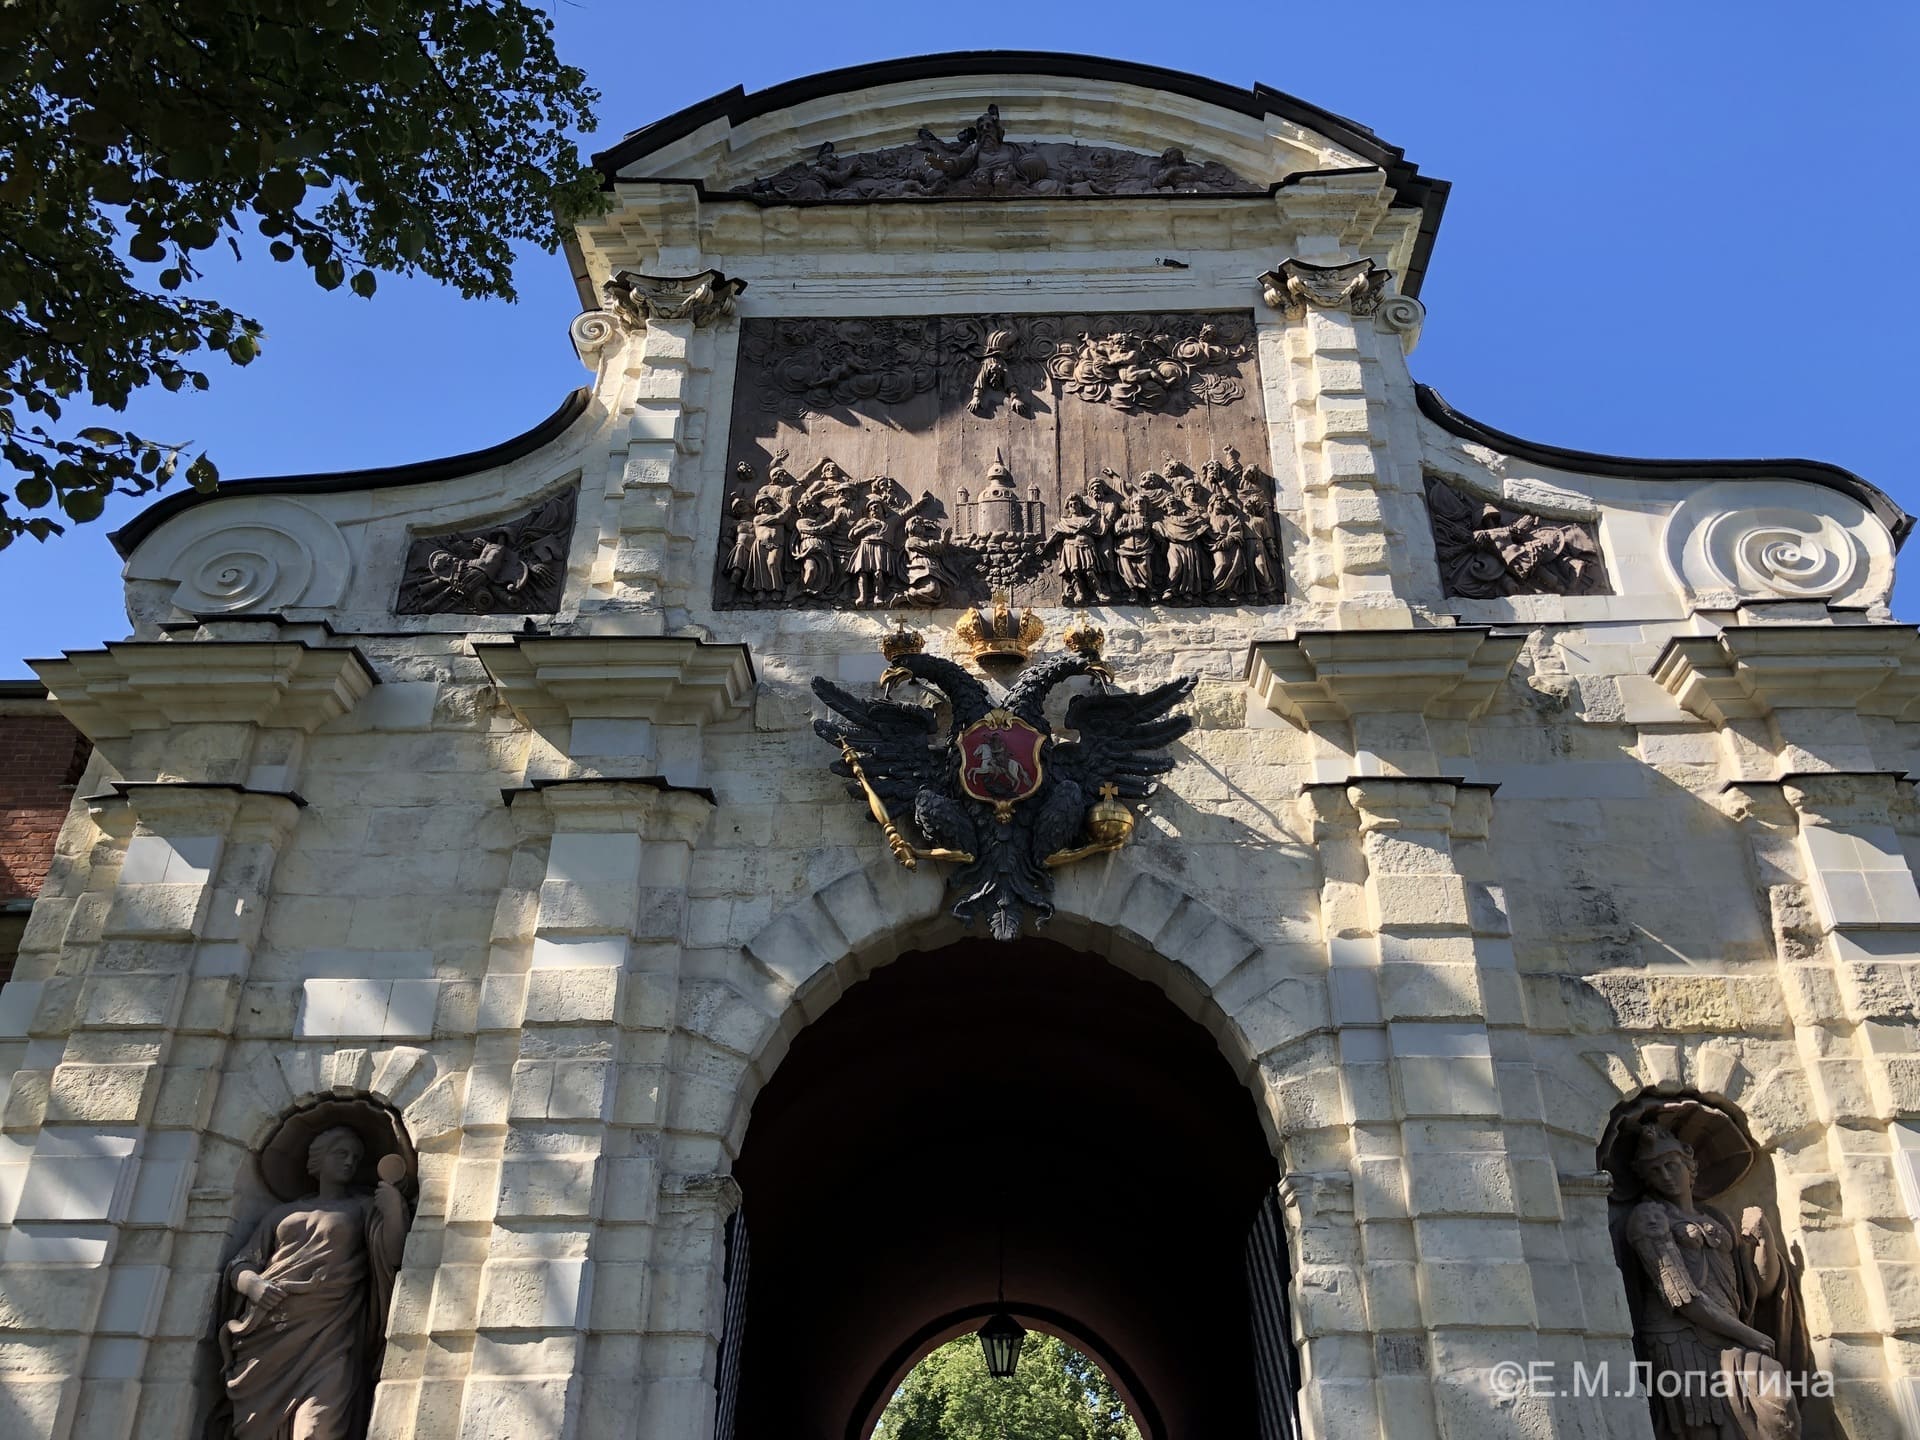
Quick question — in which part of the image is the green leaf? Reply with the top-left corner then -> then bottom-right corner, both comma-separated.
315,257 -> 345,290
61,490 -> 104,521
15,476 -> 52,508
349,270 -> 376,298
129,233 -> 166,263
259,167 -> 307,211
186,454 -> 219,490
76,426 -> 122,444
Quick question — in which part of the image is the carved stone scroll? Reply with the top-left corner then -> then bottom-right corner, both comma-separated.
743,104 -> 1251,203
1424,473 -> 1610,599
396,486 -> 577,615
1258,257 -> 1393,318
603,268 -> 746,329
717,311 -> 1280,610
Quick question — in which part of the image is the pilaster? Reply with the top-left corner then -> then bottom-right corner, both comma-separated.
393,635 -> 750,1440
4,641 -> 370,1439
1255,256 -> 1431,623
1661,620 -> 1920,1427
582,270 -> 741,616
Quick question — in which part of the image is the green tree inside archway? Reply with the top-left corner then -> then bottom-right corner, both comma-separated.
875,1333 -> 1142,1440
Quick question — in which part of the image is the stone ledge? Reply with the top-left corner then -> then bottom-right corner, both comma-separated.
1246,627 -> 1524,727
1651,624 -> 1920,725
31,641 -> 377,739
473,635 -> 754,727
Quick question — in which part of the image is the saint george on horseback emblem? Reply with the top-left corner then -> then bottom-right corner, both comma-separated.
958,711 -> 1045,814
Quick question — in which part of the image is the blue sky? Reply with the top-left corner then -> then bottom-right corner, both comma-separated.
4,0 -> 1916,674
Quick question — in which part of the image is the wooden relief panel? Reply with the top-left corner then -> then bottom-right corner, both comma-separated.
716,311 -> 1281,609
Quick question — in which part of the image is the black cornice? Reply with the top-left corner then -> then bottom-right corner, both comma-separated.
1416,384 -> 1911,546
593,51 -> 1450,298
109,387 -> 596,557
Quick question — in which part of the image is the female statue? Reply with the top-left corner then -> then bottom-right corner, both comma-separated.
1607,1100 -> 1808,1440
221,1113 -> 412,1440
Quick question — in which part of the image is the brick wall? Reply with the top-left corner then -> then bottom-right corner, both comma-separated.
0,692 -> 89,984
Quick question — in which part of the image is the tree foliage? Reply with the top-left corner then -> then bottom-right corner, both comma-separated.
0,0 -> 603,545
875,1333 -> 1142,1440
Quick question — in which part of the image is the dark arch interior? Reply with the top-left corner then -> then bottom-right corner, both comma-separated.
731,939 -> 1280,1440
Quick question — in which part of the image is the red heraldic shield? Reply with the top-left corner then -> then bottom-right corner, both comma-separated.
957,715 -> 1046,806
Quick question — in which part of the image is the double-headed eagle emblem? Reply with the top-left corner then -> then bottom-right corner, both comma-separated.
811,624 -> 1194,940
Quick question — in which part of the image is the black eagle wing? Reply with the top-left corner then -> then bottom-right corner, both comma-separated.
1048,675 -> 1198,801
811,677 -> 948,816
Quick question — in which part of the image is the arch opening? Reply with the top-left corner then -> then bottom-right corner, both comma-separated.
874,1327 -> 1145,1440
729,938 -> 1281,1440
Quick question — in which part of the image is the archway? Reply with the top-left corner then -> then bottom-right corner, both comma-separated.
729,937 -> 1282,1440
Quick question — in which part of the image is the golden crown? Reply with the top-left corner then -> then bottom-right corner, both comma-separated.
880,621 -> 925,664
954,592 -> 1045,666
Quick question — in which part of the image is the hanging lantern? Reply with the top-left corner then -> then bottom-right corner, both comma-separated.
977,1311 -> 1027,1379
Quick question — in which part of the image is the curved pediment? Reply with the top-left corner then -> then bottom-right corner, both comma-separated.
594,52 -> 1447,288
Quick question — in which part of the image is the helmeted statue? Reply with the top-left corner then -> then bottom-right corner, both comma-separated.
1602,1096 -> 1810,1440
220,1100 -> 414,1440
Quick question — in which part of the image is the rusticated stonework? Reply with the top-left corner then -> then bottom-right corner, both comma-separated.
744,104 -> 1250,203
717,312 -> 1279,609
1424,473 -> 1610,599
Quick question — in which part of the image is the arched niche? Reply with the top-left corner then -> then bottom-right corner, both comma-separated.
196,1090 -> 417,1440
727,938 -> 1286,1440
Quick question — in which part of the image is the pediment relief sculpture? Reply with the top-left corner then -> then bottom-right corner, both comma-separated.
744,103 -> 1250,203
220,1096 -> 415,1440
719,311 -> 1278,611
722,449 -> 1282,611
396,486 -> 577,615
740,312 -> 1254,425
1424,472 -> 1610,599
1601,1094 -> 1811,1440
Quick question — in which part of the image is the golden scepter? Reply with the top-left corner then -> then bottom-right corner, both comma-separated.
837,739 -> 975,871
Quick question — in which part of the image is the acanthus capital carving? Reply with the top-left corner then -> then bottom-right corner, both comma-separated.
602,268 -> 747,329
1258,257 -> 1393,318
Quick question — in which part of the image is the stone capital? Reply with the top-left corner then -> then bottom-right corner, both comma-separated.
474,635 -> 755,729
503,777 -> 714,845
113,780 -> 302,842
602,268 -> 745,330
1247,628 -> 1523,728
32,641 -> 376,739
1257,256 -> 1392,319
1651,624 -> 1920,725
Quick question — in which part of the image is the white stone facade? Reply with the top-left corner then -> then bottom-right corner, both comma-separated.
4,56 -> 1920,1440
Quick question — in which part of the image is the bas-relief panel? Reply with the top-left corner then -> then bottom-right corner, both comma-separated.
715,311 -> 1283,609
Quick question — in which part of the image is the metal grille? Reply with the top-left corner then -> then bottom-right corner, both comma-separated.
713,1208 -> 749,1440
1245,1185 -> 1303,1440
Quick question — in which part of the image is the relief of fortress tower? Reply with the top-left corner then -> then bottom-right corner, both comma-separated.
4,50 -> 1920,1440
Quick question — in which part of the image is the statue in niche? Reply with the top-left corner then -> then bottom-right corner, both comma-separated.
1601,1094 -> 1811,1440
395,487 -> 575,615
1425,473 -> 1610,599
220,1098 -> 414,1440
